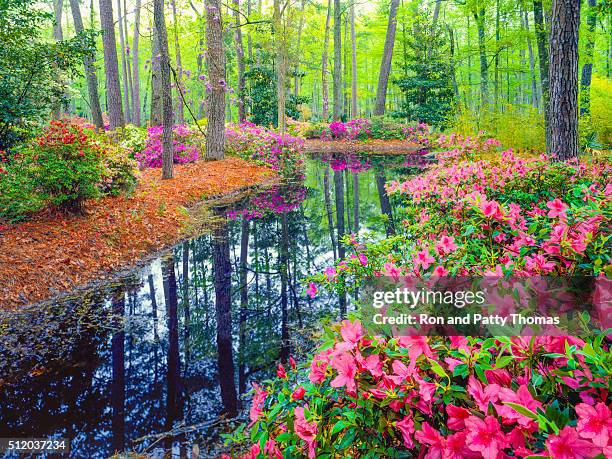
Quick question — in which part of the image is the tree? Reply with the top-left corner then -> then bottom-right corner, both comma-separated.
99,0 -> 125,129
332,0 -> 342,120
153,0 -> 174,178
150,24 -> 163,125
548,0 -> 581,160
373,0 -> 400,116
131,0 -> 142,125
471,1 -> 488,107
233,0 -> 246,121
205,0 -> 226,160
580,0 -> 598,115
349,0 -> 357,117
0,0 -> 94,150
171,0 -> 185,124
116,0 -> 131,123
69,0 -> 104,129
534,0 -> 551,148
321,0 -> 332,120
395,12 -> 454,126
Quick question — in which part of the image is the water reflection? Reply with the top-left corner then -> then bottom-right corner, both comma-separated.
0,152 -> 424,457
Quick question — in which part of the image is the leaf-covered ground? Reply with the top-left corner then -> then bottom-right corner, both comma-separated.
0,157 -> 274,309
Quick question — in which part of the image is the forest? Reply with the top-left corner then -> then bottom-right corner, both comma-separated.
0,0 -> 611,457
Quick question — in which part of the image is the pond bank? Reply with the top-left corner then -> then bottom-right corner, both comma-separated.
303,138 -> 423,154
0,157 -> 275,309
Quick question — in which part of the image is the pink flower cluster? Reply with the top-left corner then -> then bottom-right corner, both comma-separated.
320,118 -> 371,141
239,319 -> 611,458
436,131 -> 502,163
226,185 -> 307,220
134,125 -> 199,168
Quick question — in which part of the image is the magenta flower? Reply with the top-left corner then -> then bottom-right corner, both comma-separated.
294,405 -> 318,459
306,282 -> 317,299
395,415 -> 415,448
546,198 -> 569,219
546,426 -> 601,459
340,319 -> 364,345
329,353 -> 357,393
308,353 -> 329,384
575,402 -> 612,448
465,415 -> 505,459
248,383 -> 267,426
413,250 -> 435,271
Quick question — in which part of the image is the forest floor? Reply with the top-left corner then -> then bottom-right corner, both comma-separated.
303,138 -> 423,154
0,157 -> 275,310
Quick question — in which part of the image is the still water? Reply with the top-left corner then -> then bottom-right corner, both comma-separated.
0,153 -> 427,458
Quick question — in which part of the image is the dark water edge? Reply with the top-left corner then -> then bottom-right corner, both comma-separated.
0,153 -> 425,458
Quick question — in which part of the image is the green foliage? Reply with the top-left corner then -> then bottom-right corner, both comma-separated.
0,0 -> 97,150
244,65 -> 278,127
0,154 -> 44,222
24,121 -> 104,212
367,117 -> 406,140
99,143 -> 139,196
589,76 -> 612,147
118,124 -> 149,155
394,11 -> 455,127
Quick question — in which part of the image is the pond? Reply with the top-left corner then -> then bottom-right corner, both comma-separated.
0,152 -> 428,458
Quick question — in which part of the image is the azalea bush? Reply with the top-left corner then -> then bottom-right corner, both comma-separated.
226,122 -> 305,179
308,151 -> 610,298
227,184 -> 307,220
13,120 -> 105,213
98,142 -> 139,196
134,124 -> 201,168
227,319 -> 611,459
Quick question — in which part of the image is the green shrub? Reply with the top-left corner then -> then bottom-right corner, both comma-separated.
99,143 -> 139,196
118,124 -> 148,155
0,153 -> 43,222
22,120 -> 104,214
367,117 -> 406,140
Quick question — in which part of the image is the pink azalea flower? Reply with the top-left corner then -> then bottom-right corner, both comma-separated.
396,415 -> 415,448
249,383 -> 267,426
263,439 -> 283,459
340,319 -> 364,345
546,426 -> 601,459
575,402 -> 612,447
436,235 -> 458,255
414,422 -> 443,458
432,265 -> 449,276
383,262 -> 402,281
308,353 -> 329,384
480,200 -> 503,219
414,250 -> 436,270
465,415 -> 505,459
276,363 -> 287,379
547,198 -> 569,219
467,376 -> 500,412
294,406 -> 318,459
330,353 -> 357,393
358,253 -> 368,266
306,282 -> 317,299
363,354 -> 383,377
324,266 -> 337,281
446,404 -> 470,430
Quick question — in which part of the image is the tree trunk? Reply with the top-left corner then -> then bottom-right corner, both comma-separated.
116,0 -> 131,123
352,172 -> 359,232
332,0 -> 342,120
294,0 -> 306,99
182,242 -> 190,370
52,0 -> 64,119
205,0 -> 226,160
153,0 -> 174,179
99,0 -> 125,128
274,0 -> 287,131
334,169 -> 346,316
448,25 -> 460,102
323,166 -> 337,259
494,0 -> 500,108
549,0 -> 581,160
132,0 -> 142,125
212,214 -> 239,416
321,0 -> 332,120
350,1 -> 357,117
233,0 -> 246,121
534,0 -> 551,149
111,290 -> 125,454
376,172 -> 395,236
373,0 -> 400,116
279,213 -> 290,361
238,219 -> 249,395
524,10 -> 539,108
580,0 -> 597,116
172,0 -> 185,124
151,24 -> 163,125
473,5 -> 489,107
69,0 -> 104,129
162,255 -> 182,430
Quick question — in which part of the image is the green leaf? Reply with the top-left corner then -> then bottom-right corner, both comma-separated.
331,420 -> 349,436
335,428 -> 357,450
503,402 -> 538,420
